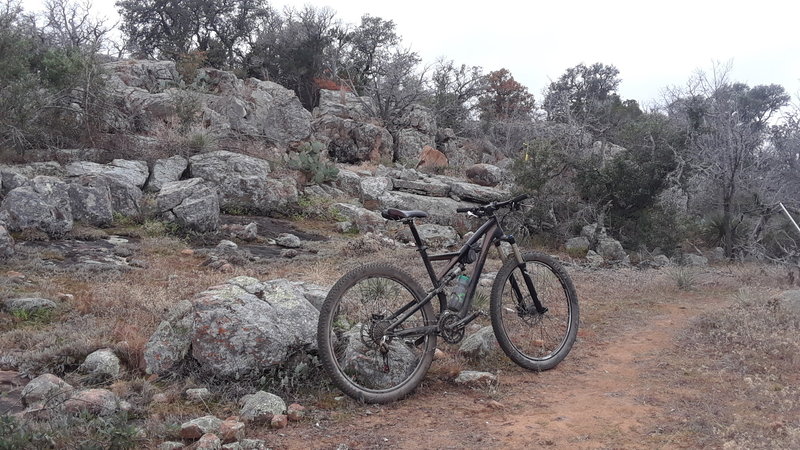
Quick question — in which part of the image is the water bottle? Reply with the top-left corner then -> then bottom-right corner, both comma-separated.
448,274 -> 470,311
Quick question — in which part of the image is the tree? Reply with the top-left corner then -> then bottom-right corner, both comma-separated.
335,14 -> 399,92
427,59 -> 486,133
544,63 -> 640,141
358,48 -> 427,127
246,5 -> 339,109
668,64 -> 790,257
477,68 -> 534,121
117,0 -> 269,68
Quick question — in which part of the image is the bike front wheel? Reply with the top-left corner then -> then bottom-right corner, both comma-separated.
317,263 -> 436,403
490,252 -> 579,371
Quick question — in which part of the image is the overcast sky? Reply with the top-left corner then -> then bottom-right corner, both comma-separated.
27,0 -> 800,106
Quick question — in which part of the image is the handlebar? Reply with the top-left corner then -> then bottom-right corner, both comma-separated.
456,194 -> 529,216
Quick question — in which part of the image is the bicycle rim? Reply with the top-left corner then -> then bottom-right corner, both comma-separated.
493,256 -> 577,368
321,269 -> 434,400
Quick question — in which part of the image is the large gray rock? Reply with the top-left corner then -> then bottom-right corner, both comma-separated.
392,177 -> 450,197
335,169 -> 363,198
339,325 -> 419,390
68,175 -> 114,227
0,176 -> 73,238
146,155 -> 188,192
157,178 -> 220,232
394,128 -> 435,163
0,169 -> 30,195
314,89 -> 374,120
596,237 -> 628,263
0,224 -> 13,259
565,236 -> 590,254
144,300 -> 194,375
313,115 -> 394,163
360,177 -> 393,208
329,203 -> 385,233
447,180 -> 509,203
465,164 -> 504,187
458,326 -> 496,359
66,160 -> 149,189
288,281 -> 329,311
189,151 -> 296,213
144,277 -> 320,379
198,68 -> 311,144
103,60 -> 181,93
397,223 -> 459,248
379,191 -> 480,227
240,391 -> 286,423
21,374 -> 74,408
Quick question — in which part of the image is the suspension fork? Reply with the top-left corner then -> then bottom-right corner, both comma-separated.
498,235 -> 548,315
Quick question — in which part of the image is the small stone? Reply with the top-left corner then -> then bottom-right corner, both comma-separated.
158,442 -> 185,450
276,233 -> 301,248
241,222 -> 258,241
196,433 -> 222,449
454,370 -> 497,387
270,414 -> 288,429
281,249 -> 299,259
3,297 -> 57,313
237,439 -> 268,450
216,240 -> 238,250
186,388 -> 212,403
287,403 -> 305,421
219,418 -> 246,443
181,249 -> 195,256
433,348 -> 447,361
219,263 -> 235,273
240,391 -> 286,424
180,415 -> 223,440
79,348 -> 121,379
129,259 -> 149,268
152,393 -> 169,403
57,293 -> 74,302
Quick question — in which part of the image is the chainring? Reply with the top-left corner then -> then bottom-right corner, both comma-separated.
438,311 -> 465,344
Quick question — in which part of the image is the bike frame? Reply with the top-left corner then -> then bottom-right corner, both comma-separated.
385,211 -> 546,341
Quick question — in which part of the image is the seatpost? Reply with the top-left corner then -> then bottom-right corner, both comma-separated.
406,219 -> 439,288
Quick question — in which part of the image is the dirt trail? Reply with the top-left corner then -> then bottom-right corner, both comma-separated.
270,294 -> 726,449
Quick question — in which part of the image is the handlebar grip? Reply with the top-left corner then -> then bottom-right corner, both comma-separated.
456,207 -> 473,213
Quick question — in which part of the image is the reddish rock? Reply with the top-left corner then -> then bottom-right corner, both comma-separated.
416,145 -> 448,170
286,403 -> 305,422
63,388 -> 125,416
219,418 -> 246,443
270,414 -> 288,429
196,433 -> 222,449
181,249 -> 195,256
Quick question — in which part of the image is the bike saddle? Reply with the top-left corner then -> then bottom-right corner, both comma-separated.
381,208 -> 429,221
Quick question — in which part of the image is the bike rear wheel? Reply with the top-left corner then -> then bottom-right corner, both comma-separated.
317,263 -> 436,403
490,252 -> 579,370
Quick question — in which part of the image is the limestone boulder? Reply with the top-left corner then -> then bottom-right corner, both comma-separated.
157,178 -> 220,232
189,151 -> 296,213
0,176 -> 73,238
67,175 -> 114,227
144,277 -> 320,379
66,160 -> 149,189
379,191 -> 480,227
313,115 -> 393,163
146,155 -> 188,192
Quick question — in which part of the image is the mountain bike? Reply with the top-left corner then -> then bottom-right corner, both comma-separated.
316,194 -> 579,403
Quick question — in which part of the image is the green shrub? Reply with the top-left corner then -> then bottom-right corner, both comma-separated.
288,141 -> 339,185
